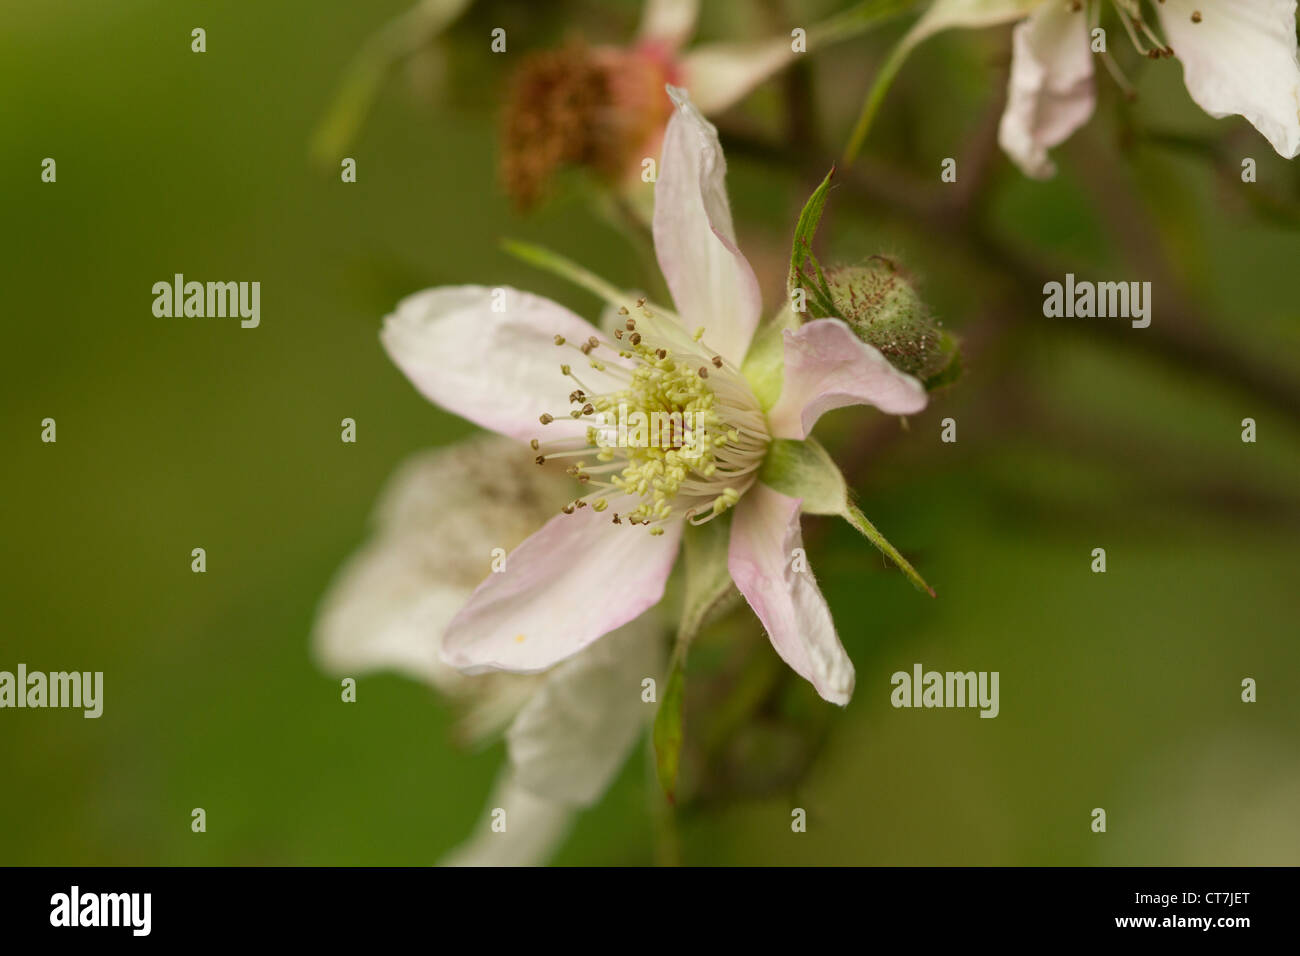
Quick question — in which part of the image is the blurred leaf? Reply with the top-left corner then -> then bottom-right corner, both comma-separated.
310,0 -> 474,165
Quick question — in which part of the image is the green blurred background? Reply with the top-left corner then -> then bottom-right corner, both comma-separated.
3,0 -> 1298,865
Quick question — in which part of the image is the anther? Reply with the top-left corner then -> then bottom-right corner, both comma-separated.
539,413 -> 554,425
530,438 -> 540,450
553,334 -> 566,346
630,332 -> 641,345
625,318 -> 636,331
562,503 -> 575,514
1190,11 -> 1201,23
535,455 -> 546,465
698,366 -> 709,378
711,355 -> 723,368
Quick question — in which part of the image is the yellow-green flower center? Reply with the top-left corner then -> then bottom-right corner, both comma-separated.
532,301 -> 770,532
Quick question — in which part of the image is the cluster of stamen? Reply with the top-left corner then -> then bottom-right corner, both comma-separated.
1066,0 -> 1200,101
531,300 -> 770,533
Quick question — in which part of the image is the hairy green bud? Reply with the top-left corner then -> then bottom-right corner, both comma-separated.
822,256 -> 954,381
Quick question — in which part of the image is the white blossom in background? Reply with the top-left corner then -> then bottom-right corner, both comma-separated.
313,434 -> 663,865
847,0 -> 1300,177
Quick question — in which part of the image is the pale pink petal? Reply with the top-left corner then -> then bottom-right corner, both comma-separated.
997,0 -> 1095,179
728,483 -> 854,705
653,86 -> 763,365
1159,0 -> 1300,158
441,501 -> 683,673
638,0 -> 699,52
766,318 -> 927,440
507,615 -> 663,805
380,285 -> 620,443
678,35 -> 798,114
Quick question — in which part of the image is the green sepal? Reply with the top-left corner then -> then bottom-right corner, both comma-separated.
923,332 -> 963,392
759,438 -> 936,596
740,306 -> 797,411
786,169 -> 839,320
758,437 -> 847,516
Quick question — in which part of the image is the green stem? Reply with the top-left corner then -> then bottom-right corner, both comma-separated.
841,37 -> 914,165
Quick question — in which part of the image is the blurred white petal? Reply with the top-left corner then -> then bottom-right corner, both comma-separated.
638,0 -> 699,51
507,614 -> 665,805
997,0 -> 1095,178
312,435 -> 568,697
678,35 -> 798,114
439,772 -> 575,866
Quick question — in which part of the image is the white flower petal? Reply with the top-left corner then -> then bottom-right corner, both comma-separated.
441,502 -> 683,673
638,0 -> 699,51
313,534 -> 472,691
678,35 -> 798,114
653,86 -> 763,365
766,318 -> 927,440
439,772 -> 575,867
1159,0 -> 1300,158
506,615 -> 663,806
311,437 -> 571,692
380,285 -> 621,443
728,483 -> 854,705
997,0 -> 1095,179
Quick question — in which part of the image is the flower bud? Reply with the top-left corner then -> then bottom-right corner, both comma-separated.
821,256 -> 954,381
